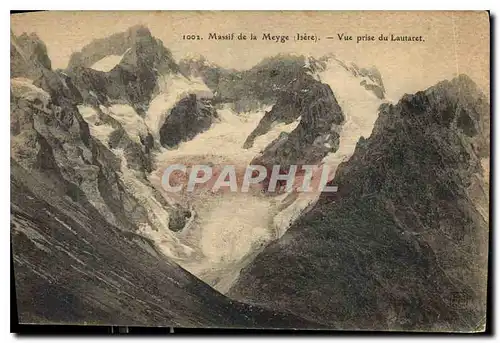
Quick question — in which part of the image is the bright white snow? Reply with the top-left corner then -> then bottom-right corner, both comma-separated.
90,52 -> 126,72
102,104 -> 149,144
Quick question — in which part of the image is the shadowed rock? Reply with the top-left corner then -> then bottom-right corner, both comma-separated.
159,94 -> 218,148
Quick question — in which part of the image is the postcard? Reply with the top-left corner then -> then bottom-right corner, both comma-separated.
10,10 -> 490,332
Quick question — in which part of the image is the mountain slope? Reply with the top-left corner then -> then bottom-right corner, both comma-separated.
149,54 -> 386,292
180,54 -> 308,112
10,31 -> 52,80
228,75 -> 490,331
11,160 -> 319,328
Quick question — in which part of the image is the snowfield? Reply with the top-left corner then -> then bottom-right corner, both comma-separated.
78,58 -> 391,293
90,51 -> 128,72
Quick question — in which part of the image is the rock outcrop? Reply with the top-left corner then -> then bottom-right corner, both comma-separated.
159,94 -> 218,148
249,73 -> 345,171
180,54 -> 307,112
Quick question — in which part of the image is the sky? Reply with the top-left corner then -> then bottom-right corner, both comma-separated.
11,11 -> 490,100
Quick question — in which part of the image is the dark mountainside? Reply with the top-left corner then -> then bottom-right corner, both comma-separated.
10,30 -> 321,328
159,94 -> 218,148
10,31 -> 52,80
248,72 -> 345,170
229,75 -> 490,332
180,53 -> 347,170
66,26 -> 220,150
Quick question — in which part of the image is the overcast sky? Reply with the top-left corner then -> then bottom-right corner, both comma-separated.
11,11 -> 489,100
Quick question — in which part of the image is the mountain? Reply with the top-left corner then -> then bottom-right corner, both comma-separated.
11,26 -> 393,297
11,159 -> 318,328
65,25 -> 218,153
180,54 -> 308,112
247,72 -> 345,170
168,52 -> 387,292
67,25 -> 179,114
11,31 -> 52,80
228,75 -> 490,331
10,29 -> 322,328
159,94 -> 219,148
11,24 -> 489,331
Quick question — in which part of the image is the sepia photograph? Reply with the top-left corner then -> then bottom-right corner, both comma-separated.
10,10 -> 491,333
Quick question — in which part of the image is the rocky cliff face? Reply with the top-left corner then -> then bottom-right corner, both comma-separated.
178,55 -> 234,96
228,75 -> 490,331
159,94 -> 218,148
11,31 -> 52,79
245,73 -> 345,172
67,25 -> 179,115
11,71 -> 152,234
11,23 -> 489,331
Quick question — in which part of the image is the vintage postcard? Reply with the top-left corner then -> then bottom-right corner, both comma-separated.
10,11 -> 490,332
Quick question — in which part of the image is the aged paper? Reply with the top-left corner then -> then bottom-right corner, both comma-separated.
11,11 -> 490,332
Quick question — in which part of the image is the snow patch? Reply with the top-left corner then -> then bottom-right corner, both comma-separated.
101,104 -> 149,144
53,215 -> 78,236
272,58 -> 389,237
77,105 -> 114,145
90,50 -> 129,72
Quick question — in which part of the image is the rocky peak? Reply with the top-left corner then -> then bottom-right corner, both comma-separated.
249,73 -> 345,170
65,26 -> 179,114
11,31 -> 52,79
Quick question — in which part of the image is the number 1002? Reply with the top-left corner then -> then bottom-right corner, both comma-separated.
182,34 -> 202,40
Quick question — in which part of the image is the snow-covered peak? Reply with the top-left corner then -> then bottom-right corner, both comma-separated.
180,53 -> 218,69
